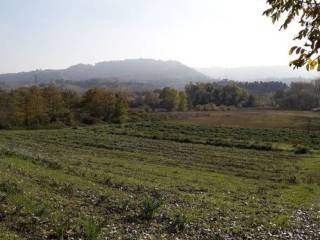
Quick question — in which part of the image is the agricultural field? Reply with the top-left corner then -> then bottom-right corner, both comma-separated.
154,110 -> 320,130
0,111 -> 319,239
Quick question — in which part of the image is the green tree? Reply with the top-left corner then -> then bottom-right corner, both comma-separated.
81,88 -> 116,122
9,88 -> 29,126
0,90 -> 13,128
178,91 -> 188,111
144,91 -> 160,111
42,85 -> 66,122
264,0 -> 320,70
244,95 -> 258,108
113,93 -> 128,123
62,89 -> 80,110
160,87 -> 179,111
273,82 -> 318,110
220,84 -> 249,107
313,79 -> 320,106
24,86 -> 48,126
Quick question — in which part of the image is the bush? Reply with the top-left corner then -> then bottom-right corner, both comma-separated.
32,157 -> 63,170
81,115 -> 100,125
140,196 -> 162,221
295,146 -> 309,154
287,175 -> 298,184
212,233 -> 224,240
81,220 -> 101,240
0,181 -> 20,194
169,213 -> 188,233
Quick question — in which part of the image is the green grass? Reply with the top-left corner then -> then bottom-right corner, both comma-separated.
0,120 -> 319,239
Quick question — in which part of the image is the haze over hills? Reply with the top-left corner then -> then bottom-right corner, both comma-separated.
0,59 -> 209,89
1,59 -> 319,91
198,66 -> 320,83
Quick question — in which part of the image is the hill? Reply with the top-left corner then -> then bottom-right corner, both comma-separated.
0,59 -> 209,89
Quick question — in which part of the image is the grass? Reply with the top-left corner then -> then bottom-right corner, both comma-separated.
162,109 -> 320,130
0,111 -> 319,239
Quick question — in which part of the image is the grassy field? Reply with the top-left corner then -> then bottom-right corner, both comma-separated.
151,110 -> 320,130
0,110 -> 319,239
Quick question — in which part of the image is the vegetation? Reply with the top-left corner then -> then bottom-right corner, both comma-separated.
274,81 -> 320,110
185,82 -> 256,108
161,110 -> 320,130
0,85 -> 128,128
0,112 -> 319,239
237,81 -> 288,95
0,79 -> 320,131
264,0 -> 320,70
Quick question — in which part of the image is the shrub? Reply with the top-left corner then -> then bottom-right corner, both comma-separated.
0,192 -> 6,202
288,175 -> 298,185
32,157 -> 63,170
0,181 -> 20,194
169,213 -> 188,233
81,220 -> 101,240
140,196 -> 162,221
51,213 -> 70,240
212,233 -> 224,240
81,115 -> 99,125
295,146 -> 309,154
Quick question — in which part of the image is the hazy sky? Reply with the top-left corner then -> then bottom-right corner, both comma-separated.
0,0 -> 299,73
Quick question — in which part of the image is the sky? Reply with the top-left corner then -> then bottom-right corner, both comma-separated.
0,0 -> 300,73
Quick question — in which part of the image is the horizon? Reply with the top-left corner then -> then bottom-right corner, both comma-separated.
0,0 -> 308,74
0,57 -> 318,75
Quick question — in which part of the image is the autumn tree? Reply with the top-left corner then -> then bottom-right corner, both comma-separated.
160,87 -> 179,111
42,85 -> 66,122
81,88 -> 127,123
113,93 -> 128,123
9,88 -> 29,126
144,91 -> 160,111
0,90 -> 14,128
264,0 -> 320,70
62,89 -> 81,110
24,86 -> 48,126
178,91 -> 188,111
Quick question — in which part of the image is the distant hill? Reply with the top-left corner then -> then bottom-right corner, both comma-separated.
0,59 -> 209,89
197,66 -> 320,83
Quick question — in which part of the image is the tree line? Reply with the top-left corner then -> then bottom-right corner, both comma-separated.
0,80 -> 319,128
273,80 -> 320,110
0,86 -> 128,129
131,82 -> 257,111
132,80 -> 320,111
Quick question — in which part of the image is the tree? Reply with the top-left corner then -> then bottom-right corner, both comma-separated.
244,95 -> 258,108
273,82 -> 318,110
264,0 -> 320,70
178,91 -> 188,111
160,87 -> 179,111
220,84 -> 249,107
185,82 -> 253,108
313,79 -> 320,106
62,89 -> 80,110
144,91 -> 160,111
24,86 -> 48,126
81,88 -> 114,119
113,93 -> 128,123
42,85 -> 66,122
0,90 -> 14,128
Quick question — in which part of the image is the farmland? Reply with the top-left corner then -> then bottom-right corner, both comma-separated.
0,110 -> 319,239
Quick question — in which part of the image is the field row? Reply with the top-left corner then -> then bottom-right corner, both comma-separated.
0,122 -> 319,239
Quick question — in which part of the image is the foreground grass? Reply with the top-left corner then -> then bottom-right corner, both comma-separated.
0,121 -> 319,239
